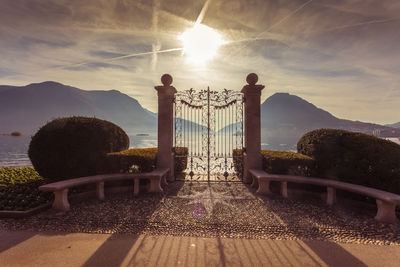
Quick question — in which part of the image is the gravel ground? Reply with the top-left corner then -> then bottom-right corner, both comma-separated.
1,181 -> 399,245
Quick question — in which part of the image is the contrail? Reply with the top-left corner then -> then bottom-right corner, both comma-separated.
310,18 -> 400,34
220,0 -> 313,61
195,0 -> 212,26
58,0 -> 212,71
255,0 -> 314,39
56,48 -> 183,70
151,0 -> 161,70
223,36 -> 291,47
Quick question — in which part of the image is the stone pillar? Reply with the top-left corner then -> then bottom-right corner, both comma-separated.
155,74 -> 177,181
241,73 -> 265,183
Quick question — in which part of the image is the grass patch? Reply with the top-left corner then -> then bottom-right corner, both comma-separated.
0,167 -> 52,211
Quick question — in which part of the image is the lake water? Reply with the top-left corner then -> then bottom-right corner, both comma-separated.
0,134 -> 294,167
385,137 -> 400,145
0,134 -> 158,167
0,135 -> 32,166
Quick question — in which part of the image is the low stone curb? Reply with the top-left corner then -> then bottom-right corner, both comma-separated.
0,203 -> 51,219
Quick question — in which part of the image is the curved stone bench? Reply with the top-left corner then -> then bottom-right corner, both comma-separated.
249,169 -> 400,223
39,168 -> 169,212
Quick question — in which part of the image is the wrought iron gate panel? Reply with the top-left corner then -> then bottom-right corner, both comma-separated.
174,87 -> 244,182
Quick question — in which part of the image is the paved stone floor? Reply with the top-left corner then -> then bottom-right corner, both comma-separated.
1,181 -> 399,245
2,231 -> 400,267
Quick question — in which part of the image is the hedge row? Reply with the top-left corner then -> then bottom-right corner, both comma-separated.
107,148 -> 158,173
106,147 -> 188,174
233,149 -> 314,176
297,129 -> 400,194
261,150 -> 315,176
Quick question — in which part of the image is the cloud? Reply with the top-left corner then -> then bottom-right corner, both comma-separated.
0,0 -> 399,124
19,36 -> 75,49
0,68 -> 18,78
64,62 -> 130,71
89,50 -> 127,58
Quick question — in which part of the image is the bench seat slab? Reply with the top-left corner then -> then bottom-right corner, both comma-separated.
53,189 -> 70,211
41,168 -> 170,212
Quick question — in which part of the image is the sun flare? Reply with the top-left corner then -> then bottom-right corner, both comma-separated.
179,24 -> 224,65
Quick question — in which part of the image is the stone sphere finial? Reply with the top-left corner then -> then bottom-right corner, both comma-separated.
246,73 -> 258,85
161,74 -> 173,86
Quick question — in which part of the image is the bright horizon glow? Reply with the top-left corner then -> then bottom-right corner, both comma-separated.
179,24 -> 224,65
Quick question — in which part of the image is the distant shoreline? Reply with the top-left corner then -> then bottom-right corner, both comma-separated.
0,132 -> 23,137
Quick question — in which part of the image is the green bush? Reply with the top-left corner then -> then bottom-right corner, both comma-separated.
232,149 -> 314,176
233,149 -> 244,175
11,131 -> 22,136
297,129 -> 400,194
107,148 -> 158,173
106,147 -> 188,175
0,167 -> 52,211
173,147 -> 189,174
28,116 -> 129,182
261,150 -> 315,176
0,167 -> 42,186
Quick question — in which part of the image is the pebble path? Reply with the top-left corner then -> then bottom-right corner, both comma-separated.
1,181 -> 399,245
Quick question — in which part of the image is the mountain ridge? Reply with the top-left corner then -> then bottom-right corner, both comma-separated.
260,92 -> 400,149
386,122 -> 400,128
0,81 -> 156,135
1,82 -> 398,150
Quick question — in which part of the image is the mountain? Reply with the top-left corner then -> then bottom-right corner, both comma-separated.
1,82 -> 398,151
386,122 -> 400,128
0,85 -> 17,93
144,108 -> 157,118
0,81 -> 157,135
260,93 -> 400,149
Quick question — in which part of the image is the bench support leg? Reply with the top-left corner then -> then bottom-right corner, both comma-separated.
256,179 -> 271,195
375,200 -> 398,223
148,177 -> 163,193
251,175 -> 259,188
281,182 -> 288,198
326,187 -> 336,205
134,179 -> 139,196
96,182 -> 104,201
53,189 -> 70,211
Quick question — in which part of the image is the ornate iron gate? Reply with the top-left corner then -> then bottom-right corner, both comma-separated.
174,87 -> 244,182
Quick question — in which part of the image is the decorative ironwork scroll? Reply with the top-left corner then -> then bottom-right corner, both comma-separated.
173,87 -> 244,182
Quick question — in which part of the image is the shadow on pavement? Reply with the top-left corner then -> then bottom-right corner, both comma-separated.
83,234 -> 141,267
252,183 -> 370,266
0,230 -> 37,253
82,180 -> 185,267
303,240 -> 367,267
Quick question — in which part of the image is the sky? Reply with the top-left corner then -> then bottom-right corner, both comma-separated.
0,0 -> 399,124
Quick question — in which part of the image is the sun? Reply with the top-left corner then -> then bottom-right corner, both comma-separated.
179,24 -> 224,65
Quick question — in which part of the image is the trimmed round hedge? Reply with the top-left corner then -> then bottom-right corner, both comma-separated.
297,128 -> 400,194
28,116 -> 129,182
